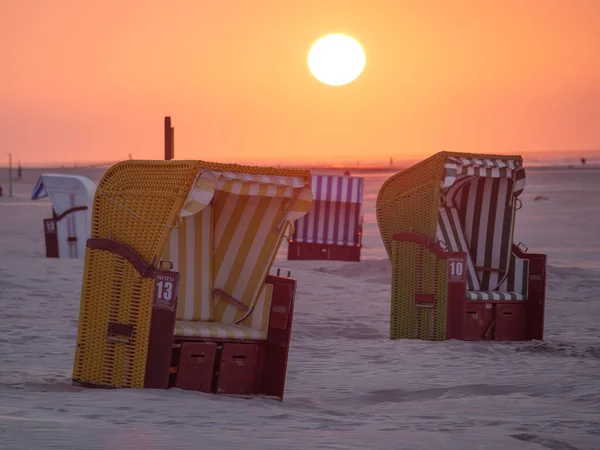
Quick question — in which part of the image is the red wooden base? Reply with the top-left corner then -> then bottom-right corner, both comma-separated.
391,232 -> 546,343
287,241 -> 360,262
160,273 -> 296,399
461,302 -> 530,341
43,218 -> 59,258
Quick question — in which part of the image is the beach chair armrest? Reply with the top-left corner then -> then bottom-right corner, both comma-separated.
213,289 -> 249,312
392,232 -> 463,260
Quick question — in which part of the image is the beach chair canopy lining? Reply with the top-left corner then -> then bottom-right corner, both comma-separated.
180,170 -> 312,219
436,156 -> 528,293
441,157 -> 526,195
164,168 -> 312,331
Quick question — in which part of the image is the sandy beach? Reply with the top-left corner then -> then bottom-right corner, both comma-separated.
0,166 -> 599,449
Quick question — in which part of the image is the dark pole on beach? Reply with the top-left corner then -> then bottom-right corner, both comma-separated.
8,153 -> 13,197
164,117 -> 174,160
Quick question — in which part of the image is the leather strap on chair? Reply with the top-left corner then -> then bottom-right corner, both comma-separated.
54,206 -> 89,221
86,238 -> 156,278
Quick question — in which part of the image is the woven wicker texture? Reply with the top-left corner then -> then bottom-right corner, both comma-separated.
391,241 -> 448,340
73,160 -> 201,388
379,152 -> 522,340
73,160 -> 310,388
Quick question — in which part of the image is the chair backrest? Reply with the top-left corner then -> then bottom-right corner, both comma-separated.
436,157 -> 526,291
292,174 -> 364,247
163,167 -> 313,324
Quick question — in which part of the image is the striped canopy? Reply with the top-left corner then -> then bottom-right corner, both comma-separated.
310,174 -> 363,203
180,170 -> 312,220
164,167 -> 312,327
437,156 -> 528,293
442,157 -> 526,198
292,174 -> 364,246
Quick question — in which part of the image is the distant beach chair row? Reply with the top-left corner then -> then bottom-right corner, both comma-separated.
33,151 -> 546,400
32,172 -> 365,263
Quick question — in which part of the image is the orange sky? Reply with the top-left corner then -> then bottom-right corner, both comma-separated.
1,0 -> 599,166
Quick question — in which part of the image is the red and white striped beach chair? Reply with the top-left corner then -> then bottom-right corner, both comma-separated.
377,152 -> 547,341
288,173 -> 364,262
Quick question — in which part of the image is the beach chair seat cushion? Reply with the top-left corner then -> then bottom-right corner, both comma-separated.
174,321 -> 267,340
466,291 -> 525,301
175,282 -> 273,341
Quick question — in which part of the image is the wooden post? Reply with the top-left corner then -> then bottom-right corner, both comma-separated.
8,153 -> 13,197
164,117 -> 174,160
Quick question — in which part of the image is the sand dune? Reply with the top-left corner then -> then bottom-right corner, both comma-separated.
1,169 -> 599,449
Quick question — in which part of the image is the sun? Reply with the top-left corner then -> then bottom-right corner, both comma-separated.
308,34 -> 366,86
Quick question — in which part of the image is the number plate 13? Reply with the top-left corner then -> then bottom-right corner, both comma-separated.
153,270 -> 180,311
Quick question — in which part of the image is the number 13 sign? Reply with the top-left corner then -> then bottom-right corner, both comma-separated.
153,269 -> 180,311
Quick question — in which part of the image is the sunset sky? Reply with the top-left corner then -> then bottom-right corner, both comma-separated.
1,0 -> 599,166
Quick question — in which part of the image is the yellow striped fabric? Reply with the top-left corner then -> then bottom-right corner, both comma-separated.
163,169 -> 311,328
162,205 -> 214,321
239,283 -> 273,332
174,284 -> 273,340
174,322 -> 266,340
180,170 -> 312,220
211,186 -> 286,324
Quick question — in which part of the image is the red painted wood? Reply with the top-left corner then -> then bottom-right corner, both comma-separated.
287,241 -> 361,262
144,308 -> 177,389
43,218 -> 59,258
394,233 -> 546,342
462,303 -> 495,341
176,342 -> 218,392
144,269 -> 179,389
495,303 -> 528,341
259,275 -> 296,400
217,343 -> 259,395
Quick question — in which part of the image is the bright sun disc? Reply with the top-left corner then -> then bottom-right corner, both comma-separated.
308,34 -> 365,86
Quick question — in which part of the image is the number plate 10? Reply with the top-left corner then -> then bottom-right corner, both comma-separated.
153,270 -> 180,311
448,256 -> 467,283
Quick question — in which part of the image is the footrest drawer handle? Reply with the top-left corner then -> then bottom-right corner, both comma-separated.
415,294 -> 435,308
106,322 -> 134,344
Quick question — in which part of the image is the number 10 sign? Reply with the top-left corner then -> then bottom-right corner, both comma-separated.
153,270 -> 180,311
448,256 -> 467,283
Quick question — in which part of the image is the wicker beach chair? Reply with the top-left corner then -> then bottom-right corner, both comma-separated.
377,152 -> 546,341
288,173 -> 364,261
31,174 -> 96,259
72,160 -> 312,399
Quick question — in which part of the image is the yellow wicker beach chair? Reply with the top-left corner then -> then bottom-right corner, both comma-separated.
72,160 -> 312,399
377,152 -> 546,341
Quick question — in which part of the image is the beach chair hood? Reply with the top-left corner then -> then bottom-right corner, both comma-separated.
165,167 -> 313,325
31,173 -> 97,216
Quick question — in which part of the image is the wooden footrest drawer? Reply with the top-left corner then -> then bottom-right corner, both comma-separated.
176,342 -> 218,392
